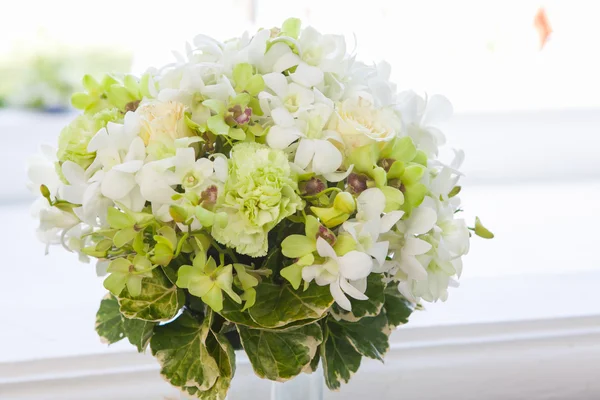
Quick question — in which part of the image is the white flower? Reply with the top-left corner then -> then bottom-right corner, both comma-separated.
260,72 -> 315,115
396,91 -> 453,156
343,188 -> 403,271
329,94 -> 400,154
87,115 -> 146,211
302,237 -> 373,311
27,145 -> 60,197
429,149 -> 464,200
387,204 -> 438,281
266,99 -> 345,178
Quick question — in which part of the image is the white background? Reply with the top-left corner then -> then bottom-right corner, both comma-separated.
1,1 -> 600,399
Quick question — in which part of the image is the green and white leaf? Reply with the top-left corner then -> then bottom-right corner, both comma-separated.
196,331 -> 236,400
118,267 -> 185,322
330,313 -> 390,361
320,319 -> 362,390
237,323 -> 323,382
150,311 -> 220,391
383,284 -> 415,328
95,294 -> 125,344
247,283 -> 333,328
123,317 -> 156,352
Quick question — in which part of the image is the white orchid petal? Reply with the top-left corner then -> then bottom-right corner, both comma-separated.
338,251 -> 372,280
368,241 -> 389,268
61,161 -> 85,185
271,107 -> 295,127
357,188 -> 386,221
100,170 -> 136,200
380,211 -> 404,233
112,160 -> 143,173
330,280 -> 352,311
339,278 -> 369,301
294,139 -> 316,170
404,237 -> 432,256
407,207 -> 438,235
323,165 -> 354,182
312,140 -> 342,175
273,52 -> 301,73
87,128 -> 108,152
291,63 -> 324,87
263,72 -> 289,98
266,126 -> 300,149
316,237 -> 337,260
422,94 -> 453,126
399,254 -> 428,281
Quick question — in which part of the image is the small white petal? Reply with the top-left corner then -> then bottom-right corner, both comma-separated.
291,63 -> 324,87
112,160 -> 143,173
330,280 -> 352,311
271,107 -> 295,127
368,241 -> 389,268
399,254 -> 428,280
404,237 -> 433,256
263,72 -> 289,98
266,126 -> 300,149
357,188 -> 386,221
422,94 -> 453,126
407,207 -> 438,235
273,52 -> 301,73
323,165 -> 354,182
101,170 -> 136,200
294,139 -> 316,170
61,161 -> 85,185
338,251 -> 373,280
316,237 -> 338,260
340,278 -> 369,301
312,140 -> 342,175
380,211 -> 404,233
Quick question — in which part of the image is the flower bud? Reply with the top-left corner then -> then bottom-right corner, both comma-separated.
347,173 -> 368,194
301,177 -> 326,195
333,192 -> 356,214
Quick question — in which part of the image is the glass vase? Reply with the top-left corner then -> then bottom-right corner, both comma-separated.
270,371 -> 324,400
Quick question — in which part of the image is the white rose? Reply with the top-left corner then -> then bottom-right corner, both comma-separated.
137,101 -> 192,145
329,95 -> 400,153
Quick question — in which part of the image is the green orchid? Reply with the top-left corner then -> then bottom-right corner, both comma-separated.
71,73 -> 155,114
310,192 -> 356,228
176,252 -> 241,312
103,255 -> 155,297
203,92 -> 264,141
232,264 -> 259,310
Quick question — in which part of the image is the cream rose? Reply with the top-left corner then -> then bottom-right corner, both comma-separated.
329,95 -> 401,153
136,101 -> 192,145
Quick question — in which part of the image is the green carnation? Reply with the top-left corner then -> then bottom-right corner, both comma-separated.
212,142 -> 303,257
57,108 -> 121,170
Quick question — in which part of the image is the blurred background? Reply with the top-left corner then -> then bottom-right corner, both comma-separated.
1,1 -> 599,399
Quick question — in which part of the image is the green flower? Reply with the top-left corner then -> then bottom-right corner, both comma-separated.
211,142 -> 303,257
57,108 -> 121,169
103,255 -> 154,297
176,252 -> 241,312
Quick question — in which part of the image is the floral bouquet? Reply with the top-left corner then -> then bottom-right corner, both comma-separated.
29,18 -> 492,399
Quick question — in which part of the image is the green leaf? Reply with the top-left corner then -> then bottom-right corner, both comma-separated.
383,284 -> 415,327
151,311 -> 220,392
474,216 -> 495,239
95,294 -> 125,345
334,273 -> 386,321
320,320 -> 362,390
118,268 -> 184,322
248,283 -> 334,329
123,318 -> 156,352
238,323 -> 323,381
329,313 -> 390,361
198,330 -> 236,399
